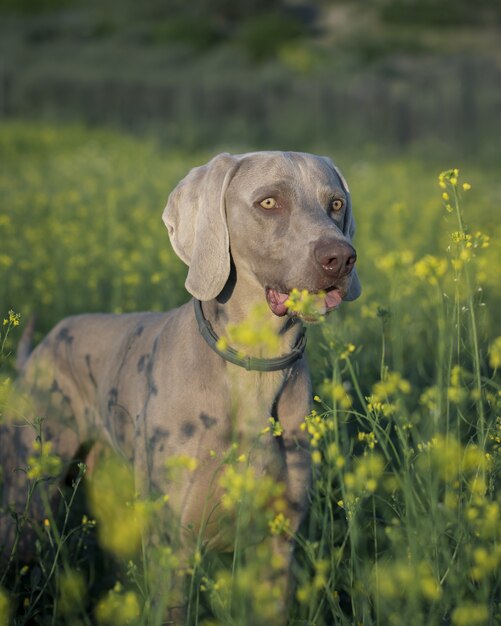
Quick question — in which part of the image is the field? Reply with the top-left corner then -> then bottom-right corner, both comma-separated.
0,121 -> 500,625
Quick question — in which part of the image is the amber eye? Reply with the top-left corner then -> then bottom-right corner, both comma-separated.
331,198 -> 344,212
259,197 -> 277,209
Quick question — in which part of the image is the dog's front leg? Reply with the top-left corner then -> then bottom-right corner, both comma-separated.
272,361 -> 313,616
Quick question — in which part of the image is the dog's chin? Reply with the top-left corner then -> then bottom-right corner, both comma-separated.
265,286 -> 344,320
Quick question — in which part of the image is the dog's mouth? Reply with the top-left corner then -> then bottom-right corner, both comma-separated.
265,286 -> 343,318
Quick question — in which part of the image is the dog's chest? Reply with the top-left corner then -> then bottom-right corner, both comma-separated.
226,367 -> 284,438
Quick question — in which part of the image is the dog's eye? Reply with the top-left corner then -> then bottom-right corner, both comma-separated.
331,198 -> 344,213
259,197 -> 277,210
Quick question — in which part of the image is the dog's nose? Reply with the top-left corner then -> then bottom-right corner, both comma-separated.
314,240 -> 357,278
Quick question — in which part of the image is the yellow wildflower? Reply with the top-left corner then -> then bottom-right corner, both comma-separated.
165,453 -> 198,474
266,417 -> 284,437
0,587 -> 10,626
95,583 -> 141,625
358,431 -> 378,450
285,288 -> 327,322
311,450 -> 322,465
220,302 -> 281,356
414,255 -> 447,285
219,465 -> 284,512
451,602 -> 489,626
87,457 -> 149,558
371,371 -> 411,402
58,570 -> 86,616
488,336 -> 501,369
2,310 -> 20,327
268,512 -> 291,536
470,546 -> 501,581
27,440 -> 63,480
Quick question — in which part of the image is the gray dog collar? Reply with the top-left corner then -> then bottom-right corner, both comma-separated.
194,299 -> 306,372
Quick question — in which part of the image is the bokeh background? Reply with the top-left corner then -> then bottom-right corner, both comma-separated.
2,0 -> 501,153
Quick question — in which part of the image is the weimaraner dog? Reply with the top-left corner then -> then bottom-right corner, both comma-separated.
0,151 -> 360,618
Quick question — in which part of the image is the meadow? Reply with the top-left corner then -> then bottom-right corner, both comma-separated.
0,121 -> 500,625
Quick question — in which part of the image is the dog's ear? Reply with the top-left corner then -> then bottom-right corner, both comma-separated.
163,153 -> 240,301
330,161 -> 362,302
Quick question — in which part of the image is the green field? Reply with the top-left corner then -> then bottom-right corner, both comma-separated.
0,122 -> 500,625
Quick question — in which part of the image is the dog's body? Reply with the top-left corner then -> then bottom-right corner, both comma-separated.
0,151 -> 360,614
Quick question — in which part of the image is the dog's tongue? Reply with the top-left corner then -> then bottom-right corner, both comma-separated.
324,289 -> 342,310
265,289 -> 289,317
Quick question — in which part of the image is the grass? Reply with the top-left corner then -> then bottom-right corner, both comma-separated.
0,121 -> 500,625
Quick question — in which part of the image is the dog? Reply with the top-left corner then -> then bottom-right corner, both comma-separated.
0,151 -> 360,619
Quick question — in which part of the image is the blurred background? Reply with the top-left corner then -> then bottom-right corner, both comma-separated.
1,0 -> 501,155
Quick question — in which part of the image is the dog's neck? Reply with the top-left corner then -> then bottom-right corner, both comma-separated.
202,273 -> 304,361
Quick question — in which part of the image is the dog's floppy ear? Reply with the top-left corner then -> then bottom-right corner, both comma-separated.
163,153 -> 240,301
329,160 -> 362,302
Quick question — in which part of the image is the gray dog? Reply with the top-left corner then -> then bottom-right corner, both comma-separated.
0,151 -> 360,618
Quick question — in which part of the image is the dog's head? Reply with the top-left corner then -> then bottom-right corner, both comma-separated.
163,151 -> 361,317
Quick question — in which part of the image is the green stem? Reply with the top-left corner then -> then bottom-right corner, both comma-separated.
22,469 -> 85,624
452,185 -> 485,444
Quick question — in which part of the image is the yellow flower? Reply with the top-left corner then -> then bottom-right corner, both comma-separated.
296,584 -> 310,603
0,587 -> 10,626
371,371 -> 411,402
326,442 -> 345,468
414,255 -> 447,285
311,450 -> 322,465
451,602 -> 489,626
424,434 -> 463,480
219,465 -> 284,512
313,560 -> 329,590
266,417 -> 284,437
87,456 -> 150,558
358,431 -> 378,450
420,576 -> 442,600
302,410 -> 336,446
95,583 -> 141,624
27,440 -> 63,480
330,382 -> 353,409
165,453 -> 198,474
488,336 -> 501,369
343,453 -> 385,496
220,302 -> 281,356
268,512 -> 291,536
470,546 -> 501,581
58,570 -> 86,616
340,343 -> 356,360
284,287 -> 327,321
3,309 -> 21,327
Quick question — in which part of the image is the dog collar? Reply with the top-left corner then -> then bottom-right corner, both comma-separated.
194,299 -> 306,372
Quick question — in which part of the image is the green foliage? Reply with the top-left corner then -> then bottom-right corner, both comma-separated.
0,0 -> 73,14
150,17 -> 223,51
381,0 -> 501,27
235,12 -> 304,62
0,122 -> 191,336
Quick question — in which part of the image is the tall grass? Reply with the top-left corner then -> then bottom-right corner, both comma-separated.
0,122 -> 500,625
